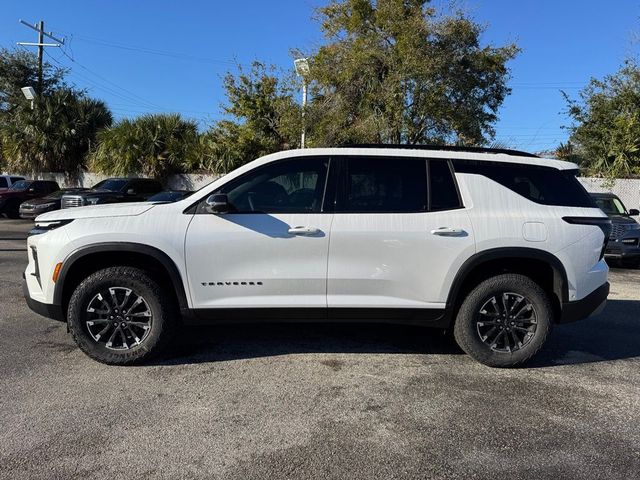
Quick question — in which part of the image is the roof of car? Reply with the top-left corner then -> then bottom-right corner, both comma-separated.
257,146 -> 578,171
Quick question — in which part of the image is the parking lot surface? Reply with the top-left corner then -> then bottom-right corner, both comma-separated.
1,219 -> 639,479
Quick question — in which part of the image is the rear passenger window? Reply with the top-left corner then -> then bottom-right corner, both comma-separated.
339,157 -> 427,213
453,160 -> 596,208
429,160 -> 461,210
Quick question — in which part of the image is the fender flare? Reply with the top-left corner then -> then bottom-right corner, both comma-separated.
53,242 -> 189,312
446,247 -> 569,311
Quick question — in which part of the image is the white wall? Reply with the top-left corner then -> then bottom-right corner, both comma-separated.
3,172 -> 220,192
579,177 -> 640,211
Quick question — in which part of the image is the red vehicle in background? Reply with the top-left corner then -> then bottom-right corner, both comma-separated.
0,180 -> 59,218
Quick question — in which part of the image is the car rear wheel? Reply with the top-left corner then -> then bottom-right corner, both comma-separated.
67,266 -> 177,365
454,273 -> 553,367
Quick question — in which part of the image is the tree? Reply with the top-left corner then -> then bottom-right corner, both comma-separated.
0,88 -> 112,174
306,0 -> 519,146
563,60 -> 640,179
0,48 -> 67,113
201,62 -> 301,173
90,113 -> 199,178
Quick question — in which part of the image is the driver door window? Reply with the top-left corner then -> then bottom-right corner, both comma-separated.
219,157 -> 329,213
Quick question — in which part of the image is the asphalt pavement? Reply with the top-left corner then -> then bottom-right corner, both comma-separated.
1,218 -> 639,479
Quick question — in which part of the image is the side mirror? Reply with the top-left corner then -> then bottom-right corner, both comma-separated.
126,188 -> 136,195
204,194 -> 229,214
629,208 -> 639,216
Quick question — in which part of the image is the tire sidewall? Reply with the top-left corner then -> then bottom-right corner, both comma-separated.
68,268 -> 167,364
454,274 -> 553,367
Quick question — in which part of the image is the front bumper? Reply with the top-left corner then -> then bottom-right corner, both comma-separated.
559,282 -> 609,324
22,275 -> 64,321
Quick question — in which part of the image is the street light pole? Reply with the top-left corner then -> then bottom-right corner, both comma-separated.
294,58 -> 310,149
301,80 -> 308,149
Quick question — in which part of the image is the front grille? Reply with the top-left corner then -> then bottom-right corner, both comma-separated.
610,223 -> 629,240
61,196 -> 84,209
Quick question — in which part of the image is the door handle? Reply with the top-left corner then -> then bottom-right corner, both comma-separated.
288,226 -> 321,236
431,227 -> 465,236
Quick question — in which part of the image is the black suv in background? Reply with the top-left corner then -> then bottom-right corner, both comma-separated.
19,188 -> 89,219
0,180 -> 59,218
591,192 -> 640,267
61,178 -> 163,208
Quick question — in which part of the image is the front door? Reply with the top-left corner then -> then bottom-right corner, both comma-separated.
185,156 -> 333,309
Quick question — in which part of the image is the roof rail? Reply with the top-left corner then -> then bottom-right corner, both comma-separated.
337,143 -> 539,158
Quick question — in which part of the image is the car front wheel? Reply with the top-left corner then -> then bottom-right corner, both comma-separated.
454,273 -> 553,367
67,266 -> 177,365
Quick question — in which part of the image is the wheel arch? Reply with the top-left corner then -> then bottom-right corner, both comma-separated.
445,247 -> 568,325
54,243 -> 190,318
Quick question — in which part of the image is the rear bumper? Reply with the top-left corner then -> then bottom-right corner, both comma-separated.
559,282 -> 609,324
22,276 -> 64,322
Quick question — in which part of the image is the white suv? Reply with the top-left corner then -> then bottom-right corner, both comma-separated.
23,146 -> 611,367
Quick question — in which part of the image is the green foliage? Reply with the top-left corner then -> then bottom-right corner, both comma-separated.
0,88 -> 112,173
200,62 -> 302,172
89,113 -> 199,178
0,48 -> 67,112
307,0 -> 519,146
564,60 -> 640,179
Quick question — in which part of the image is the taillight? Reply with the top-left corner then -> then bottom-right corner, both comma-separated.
562,216 -> 612,260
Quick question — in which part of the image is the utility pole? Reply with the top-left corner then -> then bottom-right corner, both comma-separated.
17,19 -> 65,95
37,20 -> 44,94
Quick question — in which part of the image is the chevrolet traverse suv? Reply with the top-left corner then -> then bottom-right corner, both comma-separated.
23,146 -> 610,367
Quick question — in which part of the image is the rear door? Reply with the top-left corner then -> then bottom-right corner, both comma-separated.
327,156 -> 475,309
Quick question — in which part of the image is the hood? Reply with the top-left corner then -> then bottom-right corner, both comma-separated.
70,188 -> 121,197
607,214 -> 639,225
36,202 -> 155,221
22,197 -> 59,207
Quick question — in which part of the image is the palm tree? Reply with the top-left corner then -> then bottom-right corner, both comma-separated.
90,113 -> 200,179
0,88 -> 112,174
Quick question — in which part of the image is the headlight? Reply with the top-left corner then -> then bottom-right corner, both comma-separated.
29,219 -> 74,236
34,202 -> 55,209
86,198 -> 100,205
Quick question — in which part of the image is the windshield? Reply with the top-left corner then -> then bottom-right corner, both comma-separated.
594,196 -> 627,215
9,180 -> 31,191
91,179 -> 128,192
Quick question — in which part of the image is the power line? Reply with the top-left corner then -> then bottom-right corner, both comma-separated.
50,28 -> 238,66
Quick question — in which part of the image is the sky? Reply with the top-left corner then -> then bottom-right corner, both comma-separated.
0,0 -> 638,153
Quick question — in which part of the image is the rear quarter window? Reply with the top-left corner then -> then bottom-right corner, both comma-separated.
453,160 -> 596,208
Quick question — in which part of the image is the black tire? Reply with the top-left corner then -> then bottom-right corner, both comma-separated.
453,273 -> 553,368
67,266 -> 177,365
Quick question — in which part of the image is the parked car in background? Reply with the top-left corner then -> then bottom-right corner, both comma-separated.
147,190 -> 193,203
591,192 -> 640,267
0,180 -> 59,218
19,188 -> 89,219
61,178 -> 163,208
0,175 -> 26,192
